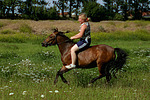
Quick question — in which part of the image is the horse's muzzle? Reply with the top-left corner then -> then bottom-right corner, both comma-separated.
41,43 -> 48,47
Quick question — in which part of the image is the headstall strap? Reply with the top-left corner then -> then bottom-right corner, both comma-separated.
45,32 -> 72,46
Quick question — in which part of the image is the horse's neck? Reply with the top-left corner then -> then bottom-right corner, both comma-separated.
57,35 -> 74,56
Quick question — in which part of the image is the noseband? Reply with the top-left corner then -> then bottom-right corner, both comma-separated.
44,33 -> 57,46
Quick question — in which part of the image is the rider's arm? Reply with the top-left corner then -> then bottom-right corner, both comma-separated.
70,24 -> 87,40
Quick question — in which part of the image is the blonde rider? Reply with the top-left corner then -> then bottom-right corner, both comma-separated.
65,13 -> 91,69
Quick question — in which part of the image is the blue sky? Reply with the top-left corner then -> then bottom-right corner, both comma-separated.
97,0 -> 104,5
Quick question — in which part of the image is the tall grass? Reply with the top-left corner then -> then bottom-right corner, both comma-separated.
0,22 -> 4,28
132,20 -> 150,27
0,32 -> 46,43
90,30 -> 150,42
0,29 -> 17,34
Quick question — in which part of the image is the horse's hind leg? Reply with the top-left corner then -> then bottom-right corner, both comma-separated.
106,72 -> 111,83
89,75 -> 105,85
88,64 -> 105,85
105,66 -> 112,83
54,66 -> 70,85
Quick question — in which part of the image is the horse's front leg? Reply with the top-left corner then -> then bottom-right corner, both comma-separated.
60,74 -> 70,85
54,71 -> 60,85
54,66 -> 70,85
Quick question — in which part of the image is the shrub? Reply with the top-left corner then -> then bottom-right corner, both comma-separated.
134,20 -> 149,27
124,23 -> 129,28
0,33 -> 45,43
0,22 -> 4,28
99,26 -> 106,32
0,34 -> 26,43
113,13 -> 124,20
19,24 -> 32,34
0,29 -> 17,34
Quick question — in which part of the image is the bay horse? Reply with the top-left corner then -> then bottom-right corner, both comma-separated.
41,28 -> 127,85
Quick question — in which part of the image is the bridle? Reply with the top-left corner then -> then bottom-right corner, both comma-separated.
44,33 -> 57,46
44,32 -> 72,46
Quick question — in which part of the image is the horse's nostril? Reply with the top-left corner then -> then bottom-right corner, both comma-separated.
41,43 -> 45,46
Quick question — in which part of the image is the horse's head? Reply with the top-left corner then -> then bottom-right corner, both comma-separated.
41,28 -> 59,47
42,28 -> 70,47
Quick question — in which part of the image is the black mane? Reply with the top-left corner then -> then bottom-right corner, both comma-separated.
57,32 -> 75,44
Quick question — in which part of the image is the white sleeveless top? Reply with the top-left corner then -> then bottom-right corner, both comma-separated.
79,22 -> 91,40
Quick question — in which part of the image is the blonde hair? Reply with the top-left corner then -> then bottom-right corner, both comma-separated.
79,13 -> 89,22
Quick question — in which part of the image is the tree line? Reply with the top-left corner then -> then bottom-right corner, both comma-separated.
0,0 -> 150,21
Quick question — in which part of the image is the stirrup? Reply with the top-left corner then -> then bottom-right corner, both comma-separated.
65,64 -> 76,69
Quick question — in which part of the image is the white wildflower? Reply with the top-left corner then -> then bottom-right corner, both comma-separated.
9,93 -> 14,96
114,96 -> 117,98
22,91 -> 27,95
55,90 -> 59,93
41,94 -> 44,98
49,91 -> 53,93
4,86 -> 8,88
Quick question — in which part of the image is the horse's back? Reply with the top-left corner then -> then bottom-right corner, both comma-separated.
78,44 -> 115,67
79,44 -> 114,55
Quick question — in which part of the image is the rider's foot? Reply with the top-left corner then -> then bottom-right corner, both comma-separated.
65,64 -> 76,69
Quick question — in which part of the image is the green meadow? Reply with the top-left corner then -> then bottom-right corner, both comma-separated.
0,20 -> 150,100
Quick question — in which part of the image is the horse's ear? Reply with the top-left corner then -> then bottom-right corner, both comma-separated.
53,28 -> 58,32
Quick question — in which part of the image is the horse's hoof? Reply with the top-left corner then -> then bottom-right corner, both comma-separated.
66,81 -> 70,85
54,80 -> 58,85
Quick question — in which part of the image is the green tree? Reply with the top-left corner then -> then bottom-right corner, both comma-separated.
53,0 -> 68,17
73,0 -> 87,18
0,0 -> 20,19
47,6 -> 59,20
130,0 -> 149,19
103,0 -> 115,20
0,0 -> 4,18
139,0 -> 149,18
11,0 -> 20,19
68,0 -> 75,18
18,0 -> 48,20
74,0 -> 83,17
82,1 -> 107,22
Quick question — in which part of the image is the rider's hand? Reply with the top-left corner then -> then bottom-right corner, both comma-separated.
70,37 -> 74,40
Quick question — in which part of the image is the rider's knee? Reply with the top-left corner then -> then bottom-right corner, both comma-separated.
71,47 -> 75,53
71,44 -> 79,53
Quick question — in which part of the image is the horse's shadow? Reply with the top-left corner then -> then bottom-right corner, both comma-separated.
71,69 -> 102,87
70,68 -> 118,87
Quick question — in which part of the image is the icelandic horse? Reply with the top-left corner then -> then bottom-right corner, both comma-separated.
42,28 -> 127,85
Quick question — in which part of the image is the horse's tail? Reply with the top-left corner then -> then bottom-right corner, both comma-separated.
110,48 -> 128,76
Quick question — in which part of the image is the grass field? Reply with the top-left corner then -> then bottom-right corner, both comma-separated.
0,20 -> 150,100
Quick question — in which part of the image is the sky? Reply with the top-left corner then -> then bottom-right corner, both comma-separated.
97,0 -> 104,5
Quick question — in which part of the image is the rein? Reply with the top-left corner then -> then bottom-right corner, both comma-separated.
57,39 -> 72,45
45,33 -> 72,46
